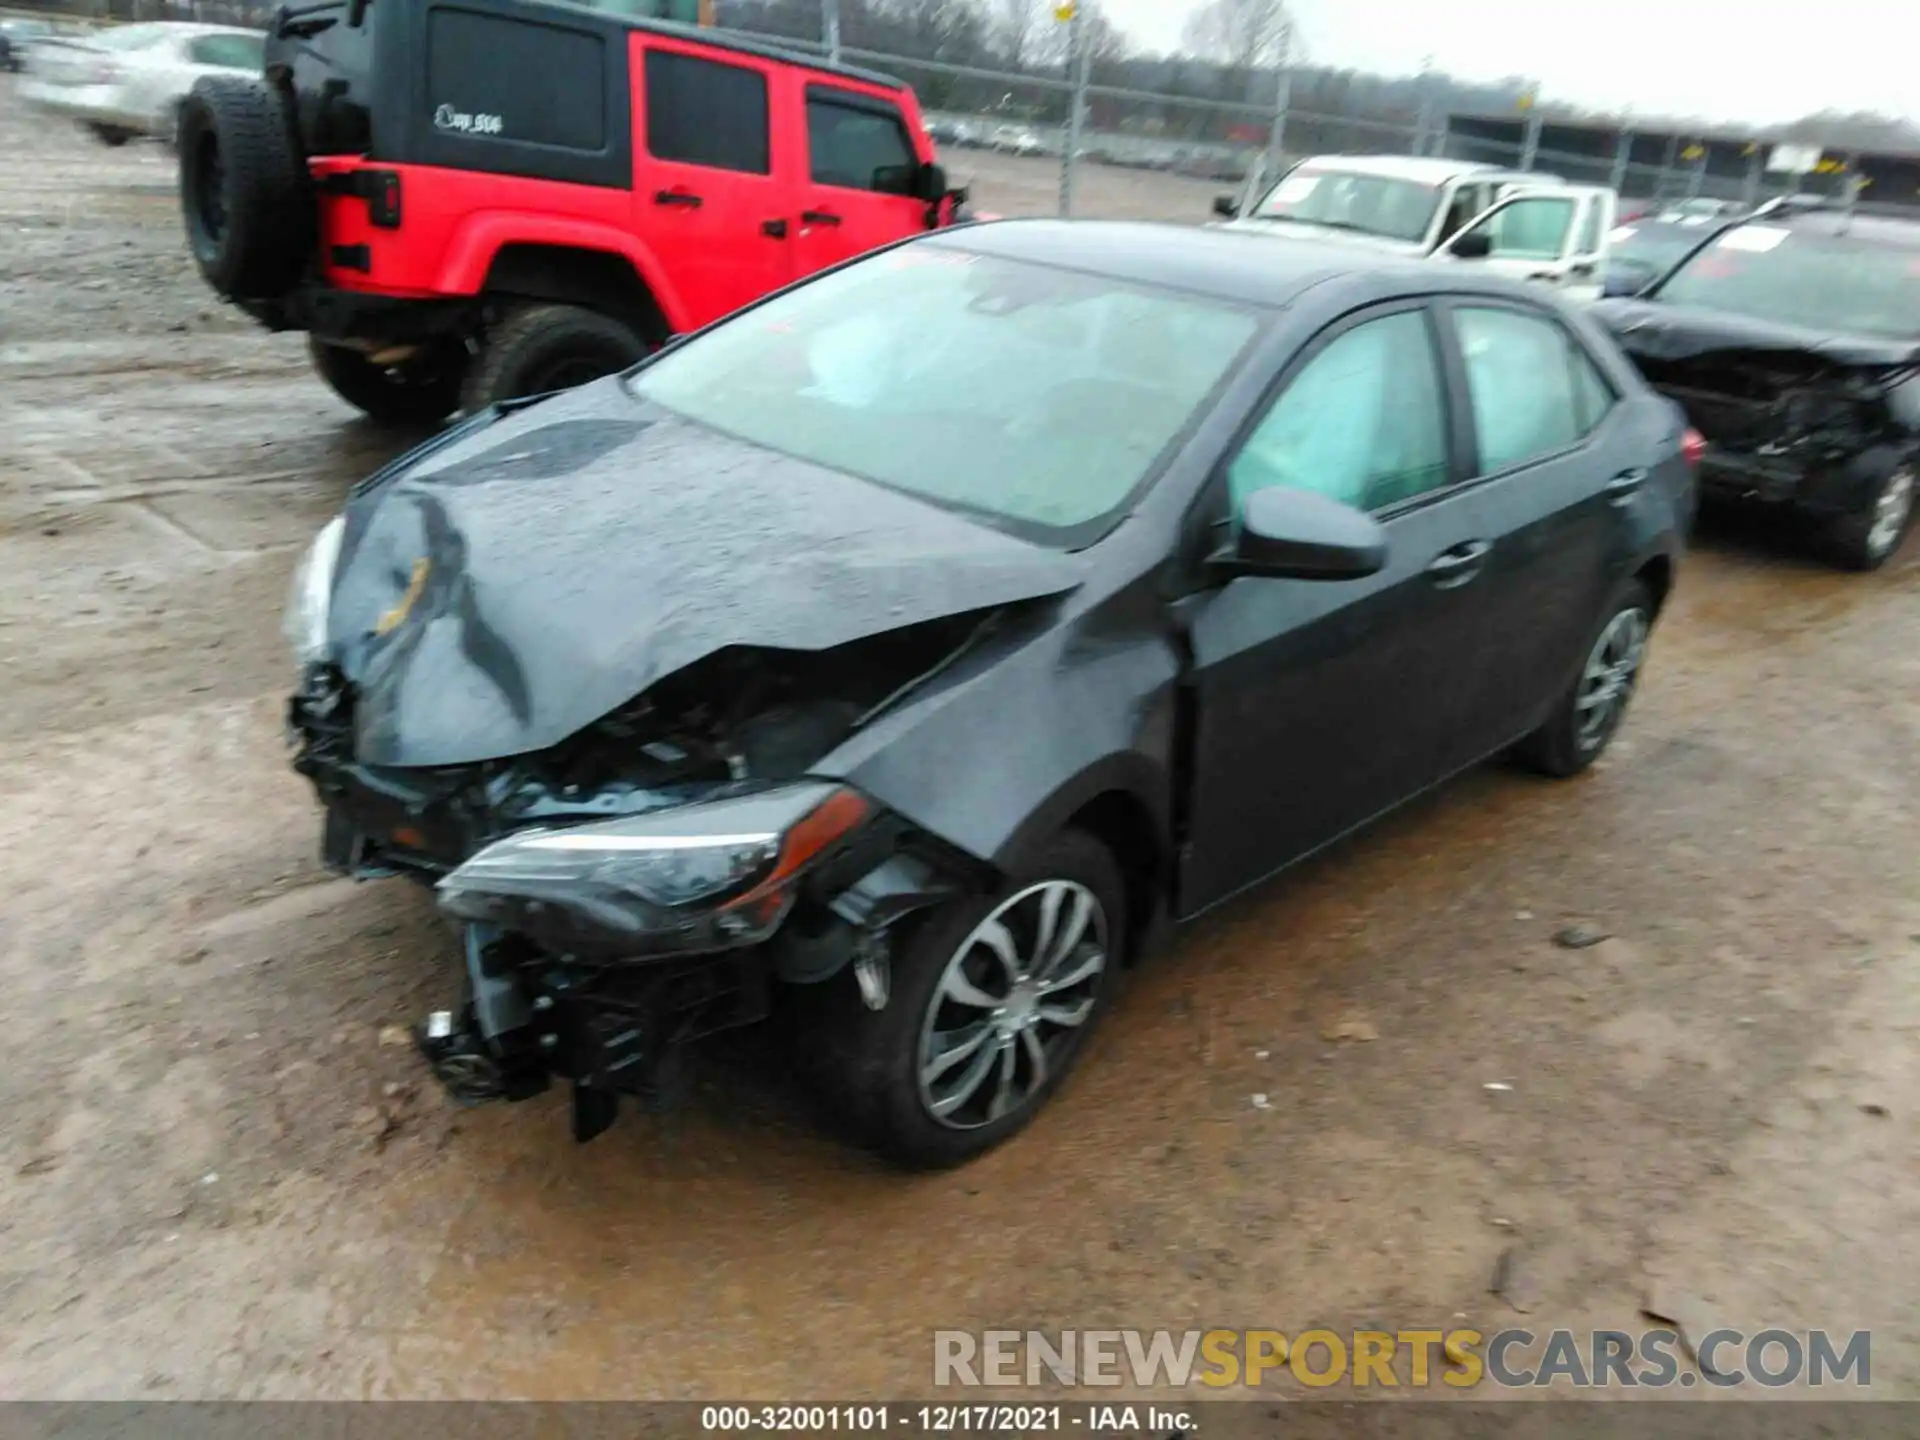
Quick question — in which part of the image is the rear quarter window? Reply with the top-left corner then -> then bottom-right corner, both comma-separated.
426,8 -> 606,151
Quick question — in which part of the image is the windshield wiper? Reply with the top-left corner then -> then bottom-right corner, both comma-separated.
1250,214 -> 1389,238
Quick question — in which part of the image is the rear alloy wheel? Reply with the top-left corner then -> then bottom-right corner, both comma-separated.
308,338 -> 467,426
790,830 -> 1127,1170
459,303 -> 650,414
1513,580 -> 1654,779
1826,462 -> 1915,572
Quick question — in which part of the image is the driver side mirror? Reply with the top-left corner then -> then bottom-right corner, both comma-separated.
1448,228 -> 1493,260
1213,193 -> 1240,218
1213,487 -> 1388,582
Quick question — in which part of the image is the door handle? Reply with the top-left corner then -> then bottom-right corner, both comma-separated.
653,189 -> 703,208
1605,469 -> 1647,505
1426,540 -> 1491,587
801,208 -> 842,226
761,217 -> 790,239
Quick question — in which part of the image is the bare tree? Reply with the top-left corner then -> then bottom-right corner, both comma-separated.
1180,0 -> 1291,70
996,0 -> 1050,71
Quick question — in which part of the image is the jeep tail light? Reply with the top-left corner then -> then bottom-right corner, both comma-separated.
1681,427 -> 1707,468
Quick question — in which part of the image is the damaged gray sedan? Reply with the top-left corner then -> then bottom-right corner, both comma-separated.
286,221 -> 1692,1168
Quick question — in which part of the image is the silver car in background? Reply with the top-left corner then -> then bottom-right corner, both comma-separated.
21,21 -> 263,147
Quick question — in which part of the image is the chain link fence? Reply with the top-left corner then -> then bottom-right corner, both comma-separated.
9,0 -> 1914,218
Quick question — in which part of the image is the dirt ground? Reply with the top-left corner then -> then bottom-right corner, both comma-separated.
2,81 -> 1918,1406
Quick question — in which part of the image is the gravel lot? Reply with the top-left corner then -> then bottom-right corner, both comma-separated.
3,79 -> 1919,1404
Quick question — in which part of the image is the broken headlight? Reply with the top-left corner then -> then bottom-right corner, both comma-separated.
283,516 -> 345,665
435,783 -> 873,956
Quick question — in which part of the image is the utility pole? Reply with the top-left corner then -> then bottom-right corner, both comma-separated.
696,0 -> 714,24
823,0 -> 839,62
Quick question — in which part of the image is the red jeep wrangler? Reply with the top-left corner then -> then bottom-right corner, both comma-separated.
176,0 -> 968,421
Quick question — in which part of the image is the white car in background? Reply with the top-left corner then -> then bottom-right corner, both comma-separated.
990,125 -> 1045,158
21,21 -> 263,147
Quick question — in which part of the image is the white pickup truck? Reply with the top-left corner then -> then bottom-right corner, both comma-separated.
1213,154 -> 1620,304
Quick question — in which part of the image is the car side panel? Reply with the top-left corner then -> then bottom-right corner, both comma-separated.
812,589 -> 1182,877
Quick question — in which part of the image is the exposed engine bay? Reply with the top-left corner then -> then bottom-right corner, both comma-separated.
1633,349 -> 1907,486
290,608 -> 1003,1139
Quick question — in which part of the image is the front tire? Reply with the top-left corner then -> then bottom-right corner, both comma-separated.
1513,579 -> 1654,779
459,303 -> 649,414
1825,462 -> 1915,572
792,830 -> 1128,1170
308,338 -> 466,425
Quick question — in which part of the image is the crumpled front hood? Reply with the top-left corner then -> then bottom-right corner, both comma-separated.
1211,216 -> 1426,255
1593,299 -> 1920,368
326,378 -> 1083,768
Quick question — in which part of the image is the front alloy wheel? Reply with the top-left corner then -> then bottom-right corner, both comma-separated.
1828,462 -> 1915,572
917,880 -> 1109,1130
790,829 -> 1127,1169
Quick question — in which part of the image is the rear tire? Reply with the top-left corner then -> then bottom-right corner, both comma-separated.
1824,462 -> 1915,572
788,830 -> 1128,1171
1512,579 -> 1654,779
309,338 -> 466,426
459,303 -> 650,413
85,122 -> 133,147
177,75 -> 312,300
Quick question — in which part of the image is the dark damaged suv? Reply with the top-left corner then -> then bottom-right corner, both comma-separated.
1592,197 -> 1920,571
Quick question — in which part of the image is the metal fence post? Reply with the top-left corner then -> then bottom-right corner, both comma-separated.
1059,4 -> 1089,217
1518,112 -> 1542,170
1741,144 -> 1763,207
822,0 -> 840,64
1609,130 -> 1631,194
1411,53 -> 1434,157
1247,20 -> 1291,216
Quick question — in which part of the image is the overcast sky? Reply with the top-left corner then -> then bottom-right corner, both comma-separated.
1096,0 -> 1911,126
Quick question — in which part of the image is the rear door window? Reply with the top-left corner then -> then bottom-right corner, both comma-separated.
1454,305 -> 1610,472
807,89 -> 917,194
644,49 -> 770,175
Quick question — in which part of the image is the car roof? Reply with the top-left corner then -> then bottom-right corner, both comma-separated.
1294,154 -> 1512,184
935,218 -> 1514,308
1767,209 -> 1920,249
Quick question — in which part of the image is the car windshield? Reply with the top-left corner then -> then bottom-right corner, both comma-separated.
1655,224 -> 1920,338
1250,166 -> 1442,244
93,23 -> 171,49
1611,224 -> 1708,275
626,247 -> 1262,545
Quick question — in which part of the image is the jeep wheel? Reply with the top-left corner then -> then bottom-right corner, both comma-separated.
789,830 -> 1126,1171
460,303 -> 649,413
1825,462 -> 1915,572
177,76 -> 313,300
309,338 -> 467,426
86,122 -> 133,147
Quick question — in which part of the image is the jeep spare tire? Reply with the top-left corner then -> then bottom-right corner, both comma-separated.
178,76 -> 313,300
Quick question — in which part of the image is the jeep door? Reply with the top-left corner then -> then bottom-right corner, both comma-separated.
792,80 -> 933,277
633,36 -> 797,328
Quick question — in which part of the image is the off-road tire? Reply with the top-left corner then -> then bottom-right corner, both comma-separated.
177,74 -> 312,300
1824,462 -> 1916,573
86,122 -> 133,146
308,338 -> 467,426
787,829 -> 1128,1171
459,303 -> 650,413
1512,579 -> 1655,779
